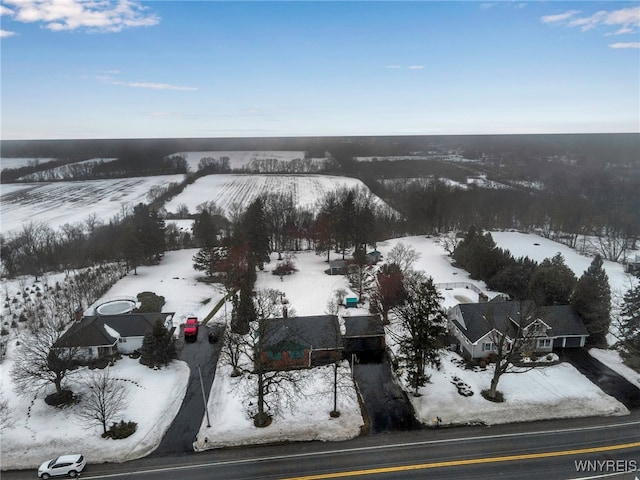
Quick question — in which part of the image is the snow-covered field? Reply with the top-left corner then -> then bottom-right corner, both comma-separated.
0,175 -> 184,234
168,151 -> 327,172
354,155 -> 474,162
1,354 -> 189,470
490,231 -> 637,295
85,249 -> 225,330
164,174 -> 394,216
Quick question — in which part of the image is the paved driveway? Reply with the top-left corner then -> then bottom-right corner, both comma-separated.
152,324 -> 225,455
561,348 -> 640,409
352,355 -> 423,433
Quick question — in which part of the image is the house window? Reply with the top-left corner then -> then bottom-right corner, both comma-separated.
537,338 -> 552,349
289,350 -> 304,359
267,351 -> 282,361
118,337 -> 127,343
482,342 -> 497,352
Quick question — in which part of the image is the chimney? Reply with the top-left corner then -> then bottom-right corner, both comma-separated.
74,307 -> 84,322
282,306 -> 288,319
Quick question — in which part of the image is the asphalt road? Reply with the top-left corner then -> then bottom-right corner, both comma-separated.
6,412 -> 639,480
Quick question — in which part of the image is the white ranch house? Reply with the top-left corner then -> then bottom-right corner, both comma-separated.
55,312 -> 175,359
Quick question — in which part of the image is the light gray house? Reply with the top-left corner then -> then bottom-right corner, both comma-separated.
448,300 -> 588,360
56,312 -> 175,360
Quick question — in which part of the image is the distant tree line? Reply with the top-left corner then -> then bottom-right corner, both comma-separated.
1,203 -> 166,278
1,155 -> 188,183
375,171 -> 638,262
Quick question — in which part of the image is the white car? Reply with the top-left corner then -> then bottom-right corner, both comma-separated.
37,454 -> 86,478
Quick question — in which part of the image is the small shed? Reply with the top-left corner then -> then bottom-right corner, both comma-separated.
329,259 -> 348,276
366,250 -> 382,265
345,297 -> 358,308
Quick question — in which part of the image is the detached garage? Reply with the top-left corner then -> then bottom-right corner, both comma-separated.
343,315 -> 386,362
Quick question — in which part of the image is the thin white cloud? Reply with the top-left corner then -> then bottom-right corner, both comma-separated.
114,81 -> 198,91
607,26 -> 634,36
541,10 -> 580,24
515,3 -> 527,9
407,65 -> 424,70
385,65 -> 402,69
605,6 -> 640,28
0,29 -> 17,37
542,6 -> 639,49
0,5 -> 14,16
480,3 -> 496,10
2,0 -> 159,33
567,11 -> 608,31
543,6 -> 639,35
609,42 -> 640,49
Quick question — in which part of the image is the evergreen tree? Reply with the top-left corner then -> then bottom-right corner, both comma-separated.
139,319 -> 177,368
123,226 -> 144,274
193,247 -> 217,279
232,285 -> 256,335
453,227 -> 510,281
529,253 -> 577,305
126,203 -> 166,266
618,282 -> 640,354
488,256 -> 538,300
239,198 -> 271,269
193,210 -> 219,248
571,254 -> 611,347
392,276 -> 447,396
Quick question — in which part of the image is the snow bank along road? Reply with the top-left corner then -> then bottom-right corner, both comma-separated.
4,413 -> 639,480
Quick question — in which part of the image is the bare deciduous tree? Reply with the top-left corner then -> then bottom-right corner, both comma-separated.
77,369 -> 129,435
482,302 -> 542,401
386,242 -> 421,276
10,317 -> 81,399
0,391 -> 15,431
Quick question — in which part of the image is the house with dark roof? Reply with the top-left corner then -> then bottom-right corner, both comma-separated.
259,315 -> 343,370
448,300 -> 588,360
343,315 -> 385,361
56,312 -> 175,360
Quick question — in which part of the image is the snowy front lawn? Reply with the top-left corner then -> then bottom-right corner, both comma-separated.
87,249 -> 225,330
1,354 -> 189,471
405,351 -> 629,427
193,361 -> 363,451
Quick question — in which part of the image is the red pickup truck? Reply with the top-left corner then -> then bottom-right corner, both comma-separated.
184,317 -> 199,341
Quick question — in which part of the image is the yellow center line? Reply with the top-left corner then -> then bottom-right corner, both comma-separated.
281,441 -> 640,480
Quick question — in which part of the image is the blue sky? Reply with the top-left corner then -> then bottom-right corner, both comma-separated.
1,1 -> 639,139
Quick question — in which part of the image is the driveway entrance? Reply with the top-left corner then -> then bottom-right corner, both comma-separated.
152,324 -> 225,455
561,349 -> 640,409
352,354 -> 422,433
